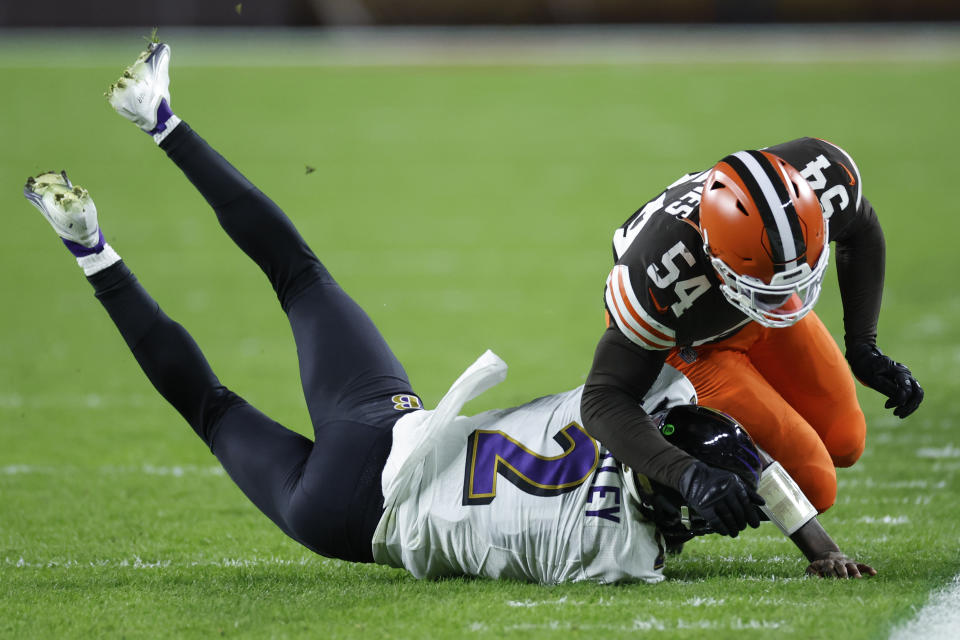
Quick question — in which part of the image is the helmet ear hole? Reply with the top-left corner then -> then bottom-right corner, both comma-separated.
790,177 -> 805,199
735,200 -> 748,216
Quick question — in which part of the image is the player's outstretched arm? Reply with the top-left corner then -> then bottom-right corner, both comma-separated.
755,450 -> 875,579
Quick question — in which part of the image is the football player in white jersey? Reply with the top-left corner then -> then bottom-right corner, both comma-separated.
23,42 -> 874,584
374,354 -> 875,582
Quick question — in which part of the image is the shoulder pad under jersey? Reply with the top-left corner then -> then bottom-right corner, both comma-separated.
764,137 -> 863,228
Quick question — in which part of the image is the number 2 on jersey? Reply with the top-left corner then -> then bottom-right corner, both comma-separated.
646,240 -> 711,317
462,422 -> 599,505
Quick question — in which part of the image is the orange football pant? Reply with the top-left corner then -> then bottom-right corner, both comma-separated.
664,311 -> 866,512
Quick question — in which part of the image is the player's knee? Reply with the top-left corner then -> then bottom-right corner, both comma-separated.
278,263 -> 334,312
284,504 -> 327,551
830,440 -> 865,469
810,485 -> 837,514
284,496 -> 355,562
197,386 -> 246,446
824,409 -> 867,468
785,460 -> 837,513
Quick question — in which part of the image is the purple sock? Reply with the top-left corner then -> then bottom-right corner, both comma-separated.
147,98 -> 174,136
63,230 -> 106,257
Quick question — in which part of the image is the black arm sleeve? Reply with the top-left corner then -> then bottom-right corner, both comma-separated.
580,327 -> 696,489
834,196 -> 885,348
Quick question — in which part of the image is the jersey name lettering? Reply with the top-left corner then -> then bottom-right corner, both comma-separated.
585,452 -> 622,523
664,185 -> 704,218
614,172 -> 709,258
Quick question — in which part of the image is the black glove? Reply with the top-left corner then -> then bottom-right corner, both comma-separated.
846,342 -> 924,418
678,461 -> 764,538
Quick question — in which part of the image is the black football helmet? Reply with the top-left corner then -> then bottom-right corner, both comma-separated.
623,405 -> 764,542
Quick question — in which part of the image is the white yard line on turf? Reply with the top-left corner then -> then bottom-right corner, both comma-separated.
889,574 -> 960,640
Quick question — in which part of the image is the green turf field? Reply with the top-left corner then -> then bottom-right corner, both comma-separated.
2,31 -> 959,639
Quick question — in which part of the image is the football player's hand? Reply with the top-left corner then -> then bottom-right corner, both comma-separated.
846,342 -> 923,418
806,552 -> 877,579
678,461 -> 764,537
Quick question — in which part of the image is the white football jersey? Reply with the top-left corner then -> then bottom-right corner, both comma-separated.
372,351 -> 696,584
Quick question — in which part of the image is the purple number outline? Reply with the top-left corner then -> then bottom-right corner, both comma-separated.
462,421 -> 599,506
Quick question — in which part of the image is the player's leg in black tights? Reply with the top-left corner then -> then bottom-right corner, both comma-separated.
90,261 -> 307,547
88,122 -> 419,562
158,123 -> 417,429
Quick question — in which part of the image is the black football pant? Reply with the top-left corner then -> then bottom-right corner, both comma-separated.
88,122 -> 419,562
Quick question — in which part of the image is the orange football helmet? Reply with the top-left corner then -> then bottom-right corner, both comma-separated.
700,150 -> 829,328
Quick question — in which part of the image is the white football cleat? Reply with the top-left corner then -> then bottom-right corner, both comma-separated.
24,171 -> 101,247
107,42 -> 179,137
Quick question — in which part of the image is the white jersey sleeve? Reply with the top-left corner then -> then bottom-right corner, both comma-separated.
372,351 -> 696,584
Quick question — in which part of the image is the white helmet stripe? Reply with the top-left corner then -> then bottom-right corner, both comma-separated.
732,151 -> 799,268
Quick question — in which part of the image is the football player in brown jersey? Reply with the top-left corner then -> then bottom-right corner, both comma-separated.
582,139 -> 923,534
